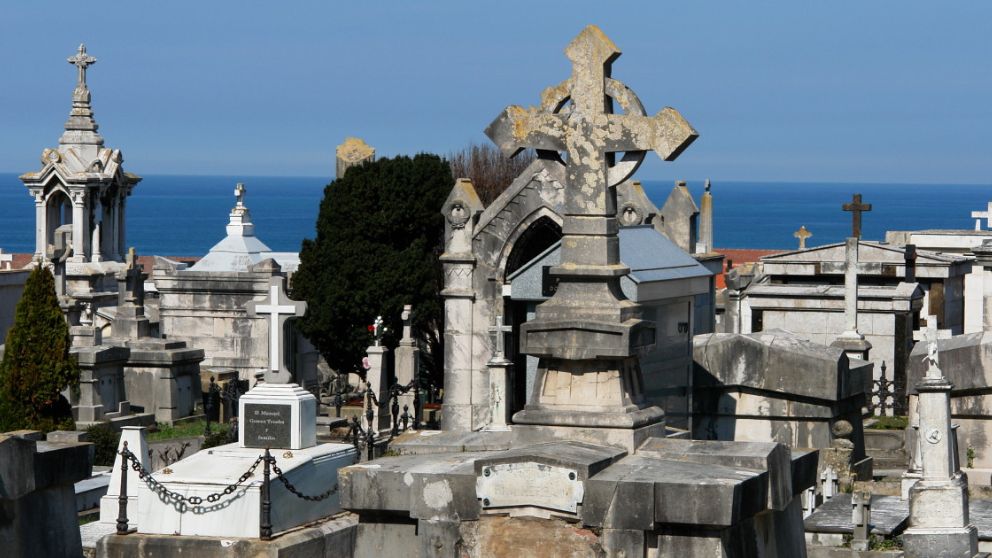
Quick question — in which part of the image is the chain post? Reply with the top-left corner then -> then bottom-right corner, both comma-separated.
391,387 -> 400,437
116,441 -> 130,535
365,402 -> 376,461
260,448 -> 273,540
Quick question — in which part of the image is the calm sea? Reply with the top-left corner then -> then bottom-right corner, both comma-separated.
1,173 -> 991,256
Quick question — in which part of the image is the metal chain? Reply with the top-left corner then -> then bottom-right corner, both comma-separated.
122,449 -> 263,506
269,456 -> 339,502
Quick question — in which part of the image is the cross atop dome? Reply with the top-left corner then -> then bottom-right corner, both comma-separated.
67,44 -> 96,89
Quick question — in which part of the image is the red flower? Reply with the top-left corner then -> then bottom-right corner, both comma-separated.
367,325 -> 375,332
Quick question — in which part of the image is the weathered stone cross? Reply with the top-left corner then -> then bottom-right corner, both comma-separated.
67,44 -> 97,88
488,315 -> 513,362
972,202 -> 992,231
247,276 -> 307,382
842,193 -> 872,239
793,225 -> 812,250
486,25 -> 697,273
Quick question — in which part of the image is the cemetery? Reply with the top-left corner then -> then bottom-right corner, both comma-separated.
0,14 -> 991,558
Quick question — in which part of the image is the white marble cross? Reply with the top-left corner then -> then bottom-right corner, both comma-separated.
246,276 -> 307,382
488,315 -> 513,362
67,44 -> 96,87
973,202 -> 992,231
820,467 -> 838,501
0,248 -> 12,271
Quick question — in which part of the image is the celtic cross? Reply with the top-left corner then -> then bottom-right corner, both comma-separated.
793,225 -> 812,250
67,44 -> 97,88
486,25 -> 697,273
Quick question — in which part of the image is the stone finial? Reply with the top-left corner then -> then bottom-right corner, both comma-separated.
67,44 -> 96,88
335,137 -> 375,180
234,182 -> 246,208
697,179 -> 714,254
793,225 -> 812,250
226,182 -> 255,237
60,44 -> 103,150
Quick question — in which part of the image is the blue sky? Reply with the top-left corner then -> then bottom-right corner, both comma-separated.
0,2 -> 989,183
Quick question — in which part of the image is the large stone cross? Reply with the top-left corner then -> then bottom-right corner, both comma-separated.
486,25 -> 697,271
247,276 -> 307,383
972,202 -> 992,231
67,44 -> 97,88
842,193 -> 872,239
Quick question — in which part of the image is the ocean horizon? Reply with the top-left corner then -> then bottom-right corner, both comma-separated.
1,172 -> 991,258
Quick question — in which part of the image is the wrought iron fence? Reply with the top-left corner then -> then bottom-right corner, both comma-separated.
868,360 -> 896,417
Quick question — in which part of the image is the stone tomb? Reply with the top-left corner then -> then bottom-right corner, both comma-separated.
135,273 -> 356,539
342,25 -> 815,557
693,329 -> 873,479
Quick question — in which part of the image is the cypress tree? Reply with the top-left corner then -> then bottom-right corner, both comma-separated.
293,153 -> 451,383
0,266 -> 79,432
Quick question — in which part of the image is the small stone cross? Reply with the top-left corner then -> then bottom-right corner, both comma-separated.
842,193 -> 872,239
0,248 -> 12,271
488,315 -> 513,362
234,183 -> 246,208
246,276 -> 307,382
851,491 -> 872,551
793,225 -> 812,250
820,467 -> 838,501
972,202 -> 992,231
67,44 -> 97,88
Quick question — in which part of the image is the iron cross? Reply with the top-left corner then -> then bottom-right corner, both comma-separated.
842,193 -> 872,239
67,44 -> 97,88
485,25 -> 697,269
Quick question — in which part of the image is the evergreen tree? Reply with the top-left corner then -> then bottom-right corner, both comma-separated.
0,266 -> 79,432
293,153 -> 451,383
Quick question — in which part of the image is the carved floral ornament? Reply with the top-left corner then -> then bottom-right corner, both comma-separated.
619,203 -> 642,226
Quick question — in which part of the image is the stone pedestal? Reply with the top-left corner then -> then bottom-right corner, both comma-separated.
830,331 -> 872,362
239,383 -> 316,450
116,338 -> 204,423
483,359 -> 511,431
365,345 -> 391,432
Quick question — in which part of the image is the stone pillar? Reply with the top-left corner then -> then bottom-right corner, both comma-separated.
91,196 -> 103,262
118,196 -> 127,257
394,305 -> 419,416
365,344 -> 391,432
110,196 -> 120,261
831,238 -> 872,360
70,191 -> 86,262
33,192 -> 46,261
439,178 -> 484,431
902,341 -> 979,557
697,179 -> 713,254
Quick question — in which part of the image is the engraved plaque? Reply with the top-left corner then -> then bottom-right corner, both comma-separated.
243,403 -> 292,448
475,461 -> 584,513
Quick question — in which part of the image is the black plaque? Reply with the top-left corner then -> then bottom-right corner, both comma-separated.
243,403 -> 292,448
